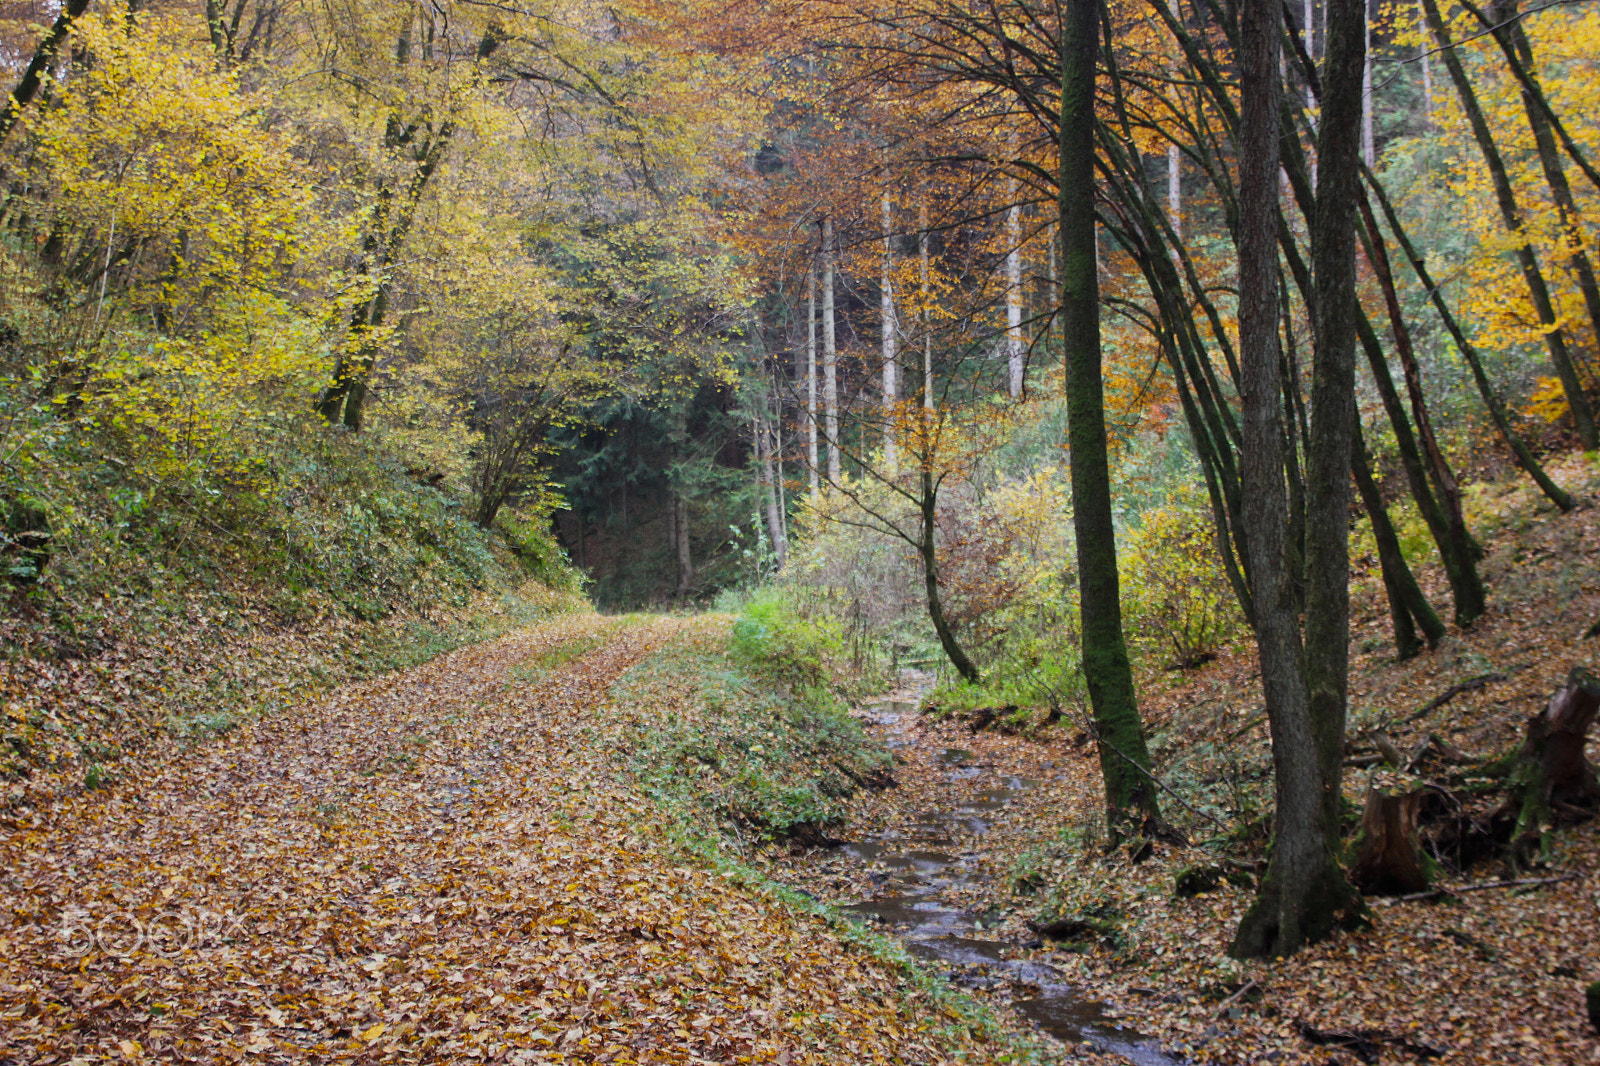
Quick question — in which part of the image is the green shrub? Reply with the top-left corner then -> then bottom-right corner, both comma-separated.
729,590 -> 846,690
1122,487 -> 1248,669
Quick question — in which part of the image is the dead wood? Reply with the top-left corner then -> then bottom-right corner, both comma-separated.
1298,1021 -> 1445,1062
1376,872 -> 1579,904
1350,779 -> 1433,895
1402,672 -> 1507,724
1498,666 -> 1600,866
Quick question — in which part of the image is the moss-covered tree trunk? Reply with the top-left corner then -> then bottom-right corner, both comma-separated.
1060,0 -> 1159,831
1352,423 -> 1445,659
1504,667 -> 1600,867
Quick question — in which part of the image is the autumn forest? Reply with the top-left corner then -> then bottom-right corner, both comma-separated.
2,0 -> 1600,1062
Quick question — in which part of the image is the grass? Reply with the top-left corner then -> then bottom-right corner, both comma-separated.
606,618 -> 890,844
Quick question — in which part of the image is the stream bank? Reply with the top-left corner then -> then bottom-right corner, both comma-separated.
779,680 -> 1180,1064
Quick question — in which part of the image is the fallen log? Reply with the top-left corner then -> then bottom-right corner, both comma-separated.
1298,1022 -> 1445,1063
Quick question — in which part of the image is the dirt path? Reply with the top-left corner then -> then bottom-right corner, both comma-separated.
0,616 -> 1003,1065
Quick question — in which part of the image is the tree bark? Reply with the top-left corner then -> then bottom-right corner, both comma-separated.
1503,666 -> 1600,866
1353,422 -> 1445,658
822,216 -> 840,483
1232,0 -> 1364,959
1458,0 -> 1600,193
1061,0 -> 1159,830
1303,0 -> 1367,916
1484,0 -> 1600,367
675,494 -> 694,600
806,261 -> 819,498
1350,783 -> 1432,895
920,202 -> 934,411
1358,194 -> 1484,573
1006,200 -> 1024,398
921,467 -> 979,683
882,194 -> 898,471
1419,0 -> 1597,450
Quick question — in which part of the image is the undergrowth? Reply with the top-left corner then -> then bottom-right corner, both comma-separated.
608,615 -> 890,845
0,395 -> 587,784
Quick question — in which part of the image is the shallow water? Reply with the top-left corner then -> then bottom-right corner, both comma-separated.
832,698 -> 1179,1065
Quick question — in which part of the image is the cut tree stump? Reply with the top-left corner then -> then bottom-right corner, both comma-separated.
1501,666 -> 1600,867
1350,776 -> 1432,895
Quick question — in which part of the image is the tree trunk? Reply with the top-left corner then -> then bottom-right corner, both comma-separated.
1166,144 -> 1182,240
1419,0 -> 1597,450
1303,0 -> 1367,915
920,468 -> 979,683
1006,200 -> 1024,398
675,494 -> 694,601
920,201 -> 934,411
1231,0 -> 1364,959
806,261 -> 819,498
1459,0 -> 1600,193
1353,422 -> 1445,658
759,401 -> 787,571
0,0 -> 92,151
1356,312 -> 1486,626
1062,0 -> 1160,831
1487,0 -> 1600,366
882,194 -> 898,471
822,216 -> 840,483
1359,194 -> 1484,572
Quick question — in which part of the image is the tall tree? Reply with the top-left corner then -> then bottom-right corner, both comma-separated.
1230,0 -> 1365,958
1061,0 -> 1160,831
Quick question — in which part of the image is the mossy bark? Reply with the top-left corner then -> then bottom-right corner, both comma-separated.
1060,0 -> 1159,829
1504,667 -> 1600,867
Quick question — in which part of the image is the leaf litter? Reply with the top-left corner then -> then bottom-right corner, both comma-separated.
0,614 -> 1008,1064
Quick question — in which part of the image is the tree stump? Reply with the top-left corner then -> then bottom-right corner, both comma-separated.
1503,666 -> 1600,866
1350,775 -> 1432,895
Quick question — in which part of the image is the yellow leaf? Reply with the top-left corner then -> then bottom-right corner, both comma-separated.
360,1022 -> 386,1044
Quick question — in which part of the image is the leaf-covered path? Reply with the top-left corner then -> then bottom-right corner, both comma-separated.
0,616 -> 999,1065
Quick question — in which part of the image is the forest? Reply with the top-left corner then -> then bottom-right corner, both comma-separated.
2,0 -> 1600,1062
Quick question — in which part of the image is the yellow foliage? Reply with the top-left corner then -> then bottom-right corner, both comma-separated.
1121,485 -> 1247,668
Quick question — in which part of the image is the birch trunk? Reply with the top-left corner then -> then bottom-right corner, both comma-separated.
823,216 -> 840,483
806,262 -> 819,497
1006,202 -> 1024,398
882,194 -> 898,472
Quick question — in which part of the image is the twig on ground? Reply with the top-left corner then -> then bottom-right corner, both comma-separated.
1214,978 -> 1259,1016
1377,872 -> 1579,904
1402,673 -> 1507,724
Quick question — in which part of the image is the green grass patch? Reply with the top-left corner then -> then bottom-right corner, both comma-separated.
607,618 -> 890,845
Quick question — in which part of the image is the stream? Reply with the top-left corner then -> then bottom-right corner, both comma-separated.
816,696 -> 1180,1065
